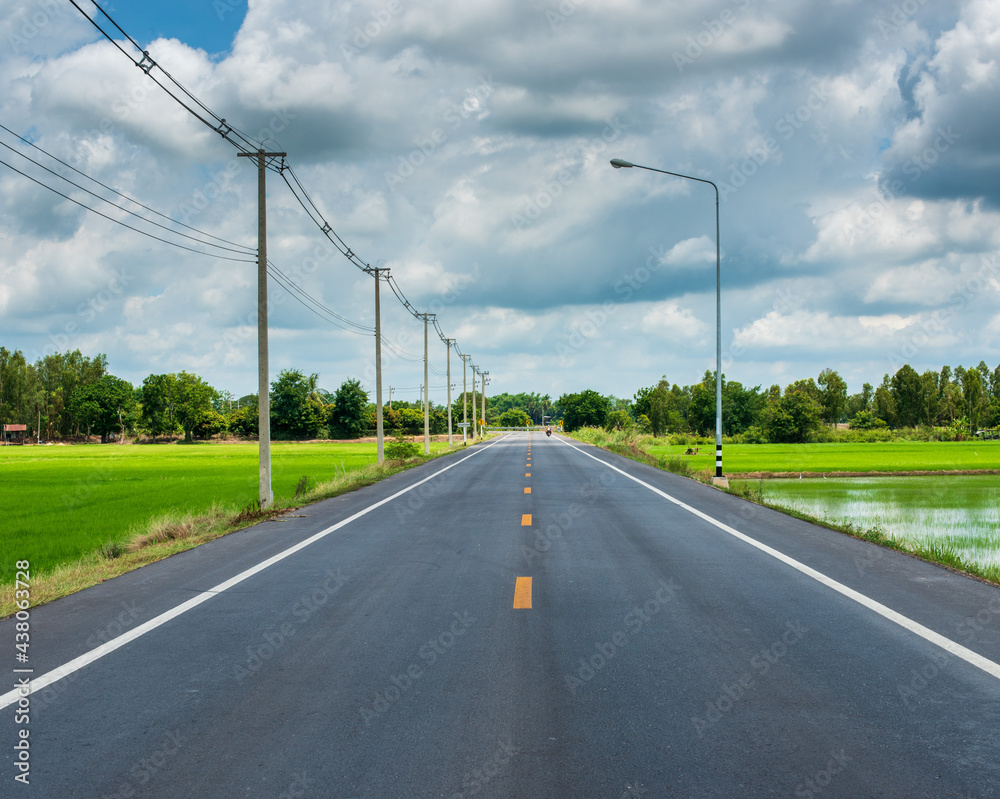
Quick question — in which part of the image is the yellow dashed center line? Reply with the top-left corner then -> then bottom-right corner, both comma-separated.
517,441 -> 534,610
513,576 -> 532,609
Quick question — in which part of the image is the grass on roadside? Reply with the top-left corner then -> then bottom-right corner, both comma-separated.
570,427 -> 712,480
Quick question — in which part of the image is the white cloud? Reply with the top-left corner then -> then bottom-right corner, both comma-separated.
1,0 -> 998,404
733,308 -> 965,364
640,300 -> 707,338
660,236 -> 716,266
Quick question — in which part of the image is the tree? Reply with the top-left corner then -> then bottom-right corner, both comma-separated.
604,409 -> 633,432
271,370 -> 324,439
558,390 -> 610,432
849,410 -> 888,431
499,408 -> 532,427
31,350 -> 107,438
937,380 -> 963,425
397,408 -> 424,435
228,405 -> 258,437
194,410 -> 227,440
328,378 -> 369,439
141,374 -> 178,441
174,372 -> 216,443
687,371 -> 718,436
0,348 -> 37,430
960,368 -> 986,433
872,375 -> 896,428
69,375 -> 136,443
763,388 -> 822,443
890,364 -> 924,428
723,380 -> 765,436
920,370 -> 940,426
647,381 -> 670,437
635,378 -> 672,437
817,368 -> 848,426
845,382 -> 872,421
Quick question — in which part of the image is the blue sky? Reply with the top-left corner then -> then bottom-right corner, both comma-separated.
1,0 -> 998,406
106,0 -> 246,55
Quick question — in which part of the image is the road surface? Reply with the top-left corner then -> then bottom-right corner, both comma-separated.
3,432 -> 1000,797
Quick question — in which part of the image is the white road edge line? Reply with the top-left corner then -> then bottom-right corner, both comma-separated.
0,435 -> 511,711
557,436 -> 1000,682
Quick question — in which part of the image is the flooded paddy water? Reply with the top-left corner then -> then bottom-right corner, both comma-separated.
735,475 -> 1000,570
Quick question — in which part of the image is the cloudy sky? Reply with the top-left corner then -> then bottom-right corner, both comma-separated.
2,0 -> 999,406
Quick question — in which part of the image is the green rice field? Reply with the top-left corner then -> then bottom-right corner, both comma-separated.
0,440 -> 451,581
734,475 -> 1000,570
644,440 -> 1000,474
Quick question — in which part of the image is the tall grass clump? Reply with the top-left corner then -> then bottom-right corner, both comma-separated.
572,426 -> 658,467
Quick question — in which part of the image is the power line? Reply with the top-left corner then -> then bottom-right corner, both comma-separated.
64,0 -> 476,366
0,154 -> 256,263
266,263 -> 375,336
69,0 -> 261,155
0,122 -> 253,253
380,338 -> 423,362
0,130 -> 255,258
0,126 -> 384,338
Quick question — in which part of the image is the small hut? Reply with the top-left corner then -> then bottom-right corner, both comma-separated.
3,424 -> 28,445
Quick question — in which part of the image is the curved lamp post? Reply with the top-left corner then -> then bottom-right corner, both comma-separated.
610,158 -> 726,485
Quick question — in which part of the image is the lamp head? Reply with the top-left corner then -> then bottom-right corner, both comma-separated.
610,158 -> 634,169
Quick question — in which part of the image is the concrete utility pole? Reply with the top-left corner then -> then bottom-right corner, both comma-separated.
373,267 -> 388,464
471,365 -> 478,441
461,354 -> 469,445
444,338 -> 454,447
422,314 -> 434,455
480,370 -> 488,438
237,148 -> 285,508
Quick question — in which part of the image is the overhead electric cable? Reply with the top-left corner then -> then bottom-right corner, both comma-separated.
65,0 -> 472,353
71,0 -> 262,155
0,155 -> 255,263
0,135 -> 255,257
0,127 -> 384,340
266,259 -> 373,335
0,122 -> 254,252
379,339 -> 424,362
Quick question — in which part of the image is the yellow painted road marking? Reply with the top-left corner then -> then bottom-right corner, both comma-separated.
524,487 -> 531,494
513,576 -> 532,609
521,514 -> 532,526
526,472 -> 531,477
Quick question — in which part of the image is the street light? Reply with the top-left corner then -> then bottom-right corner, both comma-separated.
610,157 -> 726,485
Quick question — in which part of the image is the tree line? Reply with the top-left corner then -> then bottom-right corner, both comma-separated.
556,362 -> 1000,443
0,348 -> 425,442
3,346 -> 997,445
0,347 -> 535,443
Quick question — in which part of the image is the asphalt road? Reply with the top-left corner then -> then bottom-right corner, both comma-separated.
4,432 -> 1000,798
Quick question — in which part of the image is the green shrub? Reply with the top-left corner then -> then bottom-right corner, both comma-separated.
734,425 -> 769,444
604,409 -> 634,432
385,431 -> 420,461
